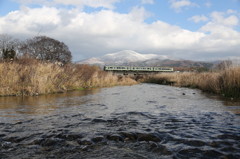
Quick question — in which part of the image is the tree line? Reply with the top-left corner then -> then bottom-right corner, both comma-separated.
0,34 -> 72,64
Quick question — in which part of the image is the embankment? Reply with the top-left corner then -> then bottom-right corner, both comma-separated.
144,67 -> 240,98
0,58 -> 137,96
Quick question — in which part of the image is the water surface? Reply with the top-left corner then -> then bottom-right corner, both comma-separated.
0,84 -> 239,159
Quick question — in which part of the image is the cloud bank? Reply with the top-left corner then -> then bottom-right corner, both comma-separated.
1,1 -> 240,61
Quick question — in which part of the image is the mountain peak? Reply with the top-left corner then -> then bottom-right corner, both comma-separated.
78,50 -> 169,65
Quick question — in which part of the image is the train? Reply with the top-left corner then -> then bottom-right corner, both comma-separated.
104,66 -> 174,72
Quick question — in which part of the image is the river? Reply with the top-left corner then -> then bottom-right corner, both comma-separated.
0,84 -> 240,159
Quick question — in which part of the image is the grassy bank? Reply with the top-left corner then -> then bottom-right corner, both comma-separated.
144,67 -> 240,98
0,58 -> 137,96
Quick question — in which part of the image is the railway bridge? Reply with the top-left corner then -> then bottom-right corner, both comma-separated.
104,66 -> 174,81
104,66 -> 174,75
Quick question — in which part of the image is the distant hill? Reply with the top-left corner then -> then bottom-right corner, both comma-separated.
77,50 -> 214,70
77,50 -> 169,65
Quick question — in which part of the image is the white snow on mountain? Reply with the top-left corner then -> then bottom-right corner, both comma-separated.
78,57 -> 105,65
78,50 -> 169,65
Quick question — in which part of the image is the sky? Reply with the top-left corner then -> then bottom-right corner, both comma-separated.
0,0 -> 240,61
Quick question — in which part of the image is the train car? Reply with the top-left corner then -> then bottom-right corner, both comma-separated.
104,66 -> 174,72
131,67 -> 153,72
104,66 -> 131,71
153,67 -> 174,72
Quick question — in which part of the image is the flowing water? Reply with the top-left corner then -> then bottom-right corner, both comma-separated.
0,84 -> 240,159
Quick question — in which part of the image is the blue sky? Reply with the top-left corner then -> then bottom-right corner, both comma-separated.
0,0 -> 240,61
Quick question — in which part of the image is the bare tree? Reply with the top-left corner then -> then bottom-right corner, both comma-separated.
215,60 -> 233,70
0,34 -> 19,60
20,36 -> 72,64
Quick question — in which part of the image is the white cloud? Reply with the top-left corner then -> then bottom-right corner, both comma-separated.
197,11 -> 240,60
189,15 -> 208,23
0,7 -> 240,61
129,6 -> 152,22
227,9 -> 237,14
0,6 -> 60,34
169,0 -> 198,12
141,0 -> 154,4
210,11 -> 239,26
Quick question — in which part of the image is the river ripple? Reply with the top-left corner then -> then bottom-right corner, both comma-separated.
0,84 -> 240,159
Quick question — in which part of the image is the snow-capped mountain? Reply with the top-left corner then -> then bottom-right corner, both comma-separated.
77,50 -> 215,70
78,50 -> 169,65
78,57 -> 105,65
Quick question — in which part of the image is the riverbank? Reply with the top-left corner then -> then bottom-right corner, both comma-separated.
144,66 -> 240,99
1,57 -> 239,99
0,58 -> 137,96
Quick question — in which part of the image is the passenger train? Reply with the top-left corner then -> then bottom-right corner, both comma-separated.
104,66 -> 174,72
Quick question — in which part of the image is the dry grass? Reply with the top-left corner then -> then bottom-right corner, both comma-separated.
2,57 -> 239,98
220,67 -> 240,98
145,66 -> 240,98
0,58 -> 137,96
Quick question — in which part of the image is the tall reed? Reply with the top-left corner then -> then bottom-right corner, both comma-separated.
0,58 -> 136,96
220,67 -> 240,98
145,66 -> 240,98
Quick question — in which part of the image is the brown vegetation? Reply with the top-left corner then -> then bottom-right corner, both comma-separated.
144,67 -> 240,98
0,34 -> 137,97
0,57 -> 136,96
